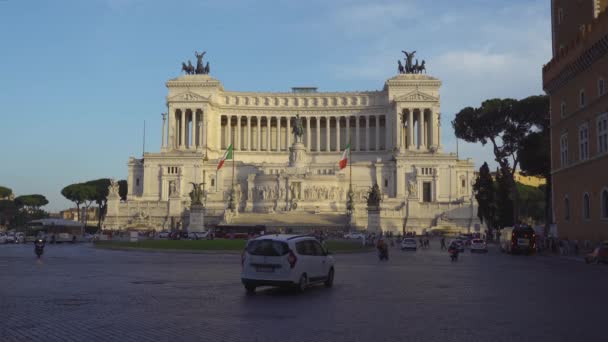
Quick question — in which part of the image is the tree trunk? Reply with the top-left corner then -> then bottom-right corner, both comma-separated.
76,203 -> 81,223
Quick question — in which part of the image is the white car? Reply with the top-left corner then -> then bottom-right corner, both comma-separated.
470,239 -> 488,253
241,234 -> 335,293
401,238 -> 417,251
343,232 -> 365,240
0,232 -> 6,244
14,232 -> 25,243
157,231 -> 170,239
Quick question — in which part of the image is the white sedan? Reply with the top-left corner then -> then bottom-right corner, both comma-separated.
470,239 -> 488,253
343,233 -> 365,240
401,238 -> 417,251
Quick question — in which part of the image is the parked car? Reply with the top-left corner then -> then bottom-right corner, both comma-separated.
0,232 -> 6,244
5,232 -> 16,243
470,239 -> 488,253
400,238 -> 417,251
241,234 -> 335,293
585,246 -> 608,264
13,232 -> 25,244
157,231 -> 170,239
343,232 -> 365,240
451,239 -> 465,252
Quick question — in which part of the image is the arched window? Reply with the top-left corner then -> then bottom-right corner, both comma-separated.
602,190 -> 608,219
564,197 -> 570,221
583,193 -> 590,220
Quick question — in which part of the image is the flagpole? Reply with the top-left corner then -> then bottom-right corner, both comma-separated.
231,137 -> 235,211
349,139 -> 352,192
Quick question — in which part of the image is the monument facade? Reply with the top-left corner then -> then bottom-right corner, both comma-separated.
105,52 -> 479,234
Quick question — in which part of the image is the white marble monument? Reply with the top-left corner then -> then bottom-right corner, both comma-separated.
105,57 -> 481,234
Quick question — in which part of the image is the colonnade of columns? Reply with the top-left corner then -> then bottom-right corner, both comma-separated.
164,109 -> 207,150
396,108 -> 440,151
220,114 -> 388,152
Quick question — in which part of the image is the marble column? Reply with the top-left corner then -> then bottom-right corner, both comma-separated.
257,116 -> 261,151
375,116 -> 380,150
246,116 -> 251,151
421,112 -> 427,149
429,110 -> 434,149
227,115 -> 232,147
336,117 -> 341,151
316,117 -> 321,152
277,117 -> 281,151
266,116 -> 271,151
191,110 -> 197,150
346,116 -> 351,145
385,115 -> 390,151
286,115 -> 291,147
408,110 -> 414,150
161,112 -> 167,149
237,116 -> 242,150
437,112 -> 442,149
180,110 -> 186,149
365,115 -> 370,151
306,117 -> 311,151
395,110 -> 401,150
203,111 -> 207,149
325,117 -> 331,152
355,116 -> 360,151
417,111 -> 423,149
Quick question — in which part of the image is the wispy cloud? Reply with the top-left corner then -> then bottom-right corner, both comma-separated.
332,0 -> 419,35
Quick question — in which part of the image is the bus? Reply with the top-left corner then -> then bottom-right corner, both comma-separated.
500,225 -> 536,254
27,219 -> 84,243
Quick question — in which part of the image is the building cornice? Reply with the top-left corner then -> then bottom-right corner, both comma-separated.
543,33 -> 608,93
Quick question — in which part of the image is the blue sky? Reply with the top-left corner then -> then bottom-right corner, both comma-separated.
0,0 -> 551,211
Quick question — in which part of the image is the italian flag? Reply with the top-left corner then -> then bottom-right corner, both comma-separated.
339,143 -> 350,170
217,144 -> 233,170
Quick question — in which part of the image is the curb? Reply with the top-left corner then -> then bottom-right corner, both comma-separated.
94,244 -> 375,255
93,245 -> 242,255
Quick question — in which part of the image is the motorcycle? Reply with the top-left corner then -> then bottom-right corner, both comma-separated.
378,244 -> 389,261
34,239 -> 45,259
449,248 -> 459,261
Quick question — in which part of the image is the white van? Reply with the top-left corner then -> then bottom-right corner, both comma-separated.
241,234 -> 335,293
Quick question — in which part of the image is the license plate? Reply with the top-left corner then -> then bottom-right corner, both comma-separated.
256,266 -> 274,273
518,239 -> 529,246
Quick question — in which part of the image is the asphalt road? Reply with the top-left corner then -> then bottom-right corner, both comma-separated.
1,241 -> 606,342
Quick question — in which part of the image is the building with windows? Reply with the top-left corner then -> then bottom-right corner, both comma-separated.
105,64 -> 479,233
544,0 -> 608,241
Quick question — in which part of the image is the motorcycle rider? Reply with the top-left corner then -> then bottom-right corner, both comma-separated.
448,241 -> 459,261
34,237 -> 45,259
377,238 -> 389,261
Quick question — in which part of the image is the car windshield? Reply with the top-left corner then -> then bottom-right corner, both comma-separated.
246,240 -> 289,256
472,239 -> 484,243
404,239 -> 416,243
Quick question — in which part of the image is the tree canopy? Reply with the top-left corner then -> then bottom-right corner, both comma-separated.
452,95 -> 549,224
14,194 -> 49,210
0,186 -> 12,198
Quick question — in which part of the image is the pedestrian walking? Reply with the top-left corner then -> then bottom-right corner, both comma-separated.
440,237 -> 446,250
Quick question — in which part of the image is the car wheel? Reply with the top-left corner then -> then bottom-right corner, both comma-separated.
245,284 -> 256,294
297,274 -> 308,293
324,268 -> 334,288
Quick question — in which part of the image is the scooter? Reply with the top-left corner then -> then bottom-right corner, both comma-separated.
378,246 -> 389,261
34,239 -> 45,259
